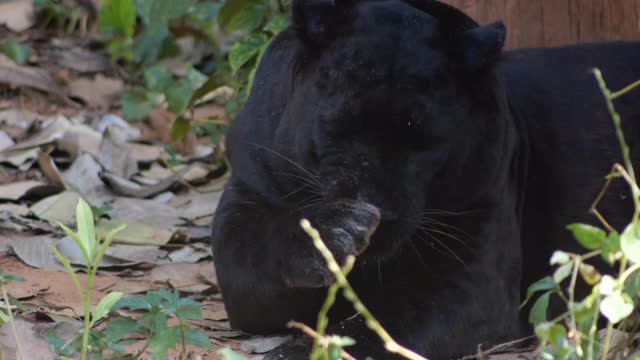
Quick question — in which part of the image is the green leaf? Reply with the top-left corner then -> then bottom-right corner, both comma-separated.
218,348 -> 249,360
600,292 -> 633,323
0,274 -> 25,283
137,0 -> 196,28
547,324 -> 569,352
76,198 -> 97,260
328,344 -> 343,360
529,291 -> 551,324
183,328 -> 212,348
521,276 -> 555,309
57,223 -> 90,268
169,117 -> 191,143
133,24 -> 171,64
144,66 -> 174,93
229,33 -> 268,74
94,224 -> 126,270
92,292 -> 124,325
99,0 -> 136,37
44,330 -> 75,357
566,223 -> 606,250
2,39 -> 30,64
149,327 -> 179,360
553,262 -> 573,284
121,88 -> 155,121
602,231 -> 621,264
188,73 -> 225,106
218,0 -> 267,32
263,14 -> 289,33
621,223 -> 640,263
166,82 -> 194,115
105,317 -> 144,342
113,296 -> 151,311
175,298 -> 204,321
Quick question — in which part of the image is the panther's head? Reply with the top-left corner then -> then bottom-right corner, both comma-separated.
229,0 -> 514,259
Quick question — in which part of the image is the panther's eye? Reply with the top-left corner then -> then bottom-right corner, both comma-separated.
404,119 -> 429,151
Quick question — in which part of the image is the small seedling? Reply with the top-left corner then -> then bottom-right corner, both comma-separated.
0,269 -> 25,360
49,198 -> 126,360
112,289 -> 213,360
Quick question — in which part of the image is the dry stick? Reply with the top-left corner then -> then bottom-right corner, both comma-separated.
300,219 -> 429,360
288,321 -> 357,360
311,257 -> 355,357
1,284 -> 24,360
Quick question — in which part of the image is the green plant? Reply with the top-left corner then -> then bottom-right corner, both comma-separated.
33,0 -> 87,34
48,198 -> 126,360
523,72 -> 640,360
111,289 -> 212,360
0,270 -> 26,360
2,38 -> 30,65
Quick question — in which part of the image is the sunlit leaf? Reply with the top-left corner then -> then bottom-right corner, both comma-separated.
92,292 -> 124,325
529,291 -> 551,324
99,0 -> 136,37
229,33 -> 268,74
566,223 -> 606,250
600,292 -> 633,323
621,223 -> 640,263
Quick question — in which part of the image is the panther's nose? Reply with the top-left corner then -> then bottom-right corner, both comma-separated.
357,193 -> 397,221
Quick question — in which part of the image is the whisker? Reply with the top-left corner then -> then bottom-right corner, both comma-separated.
251,143 -> 320,181
422,232 -> 469,269
274,171 -> 323,189
417,225 -> 472,249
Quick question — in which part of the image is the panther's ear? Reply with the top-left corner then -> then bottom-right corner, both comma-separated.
461,21 -> 506,70
292,0 -> 350,43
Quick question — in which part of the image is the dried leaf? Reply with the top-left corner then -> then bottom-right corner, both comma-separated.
0,0 -> 34,32
69,75 -> 124,109
0,54 -> 67,98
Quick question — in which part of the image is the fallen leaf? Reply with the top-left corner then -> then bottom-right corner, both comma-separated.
240,336 -> 291,354
92,114 -> 141,140
36,150 -> 64,185
62,153 -> 113,204
97,219 -> 174,246
0,319 -> 52,360
0,0 -> 34,32
151,262 -> 217,293
0,130 -> 14,150
69,75 -> 124,109
0,180 -> 46,201
100,166 -> 189,198
2,115 -> 70,151
0,54 -> 67,99
41,45 -> 111,73
98,126 -> 138,178
11,235 -> 66,271
168,243 -> 212,264
57,123 -> 102,159
29,190 -> 81,226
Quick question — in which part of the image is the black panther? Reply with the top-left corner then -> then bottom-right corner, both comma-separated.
211,0 -> 640,358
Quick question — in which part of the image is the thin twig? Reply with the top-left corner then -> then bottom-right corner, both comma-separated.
301,219 -> 429,360
2,284 -> 24,360
288,321 -> 357,360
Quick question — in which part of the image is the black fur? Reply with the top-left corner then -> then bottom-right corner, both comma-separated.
211,1 -> 640,358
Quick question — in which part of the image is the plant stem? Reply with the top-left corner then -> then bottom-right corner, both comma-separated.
2,284 -> 24,360
288,321 -> 357,360
567,258 -> 582,356
301,219 -> 429,360
180,323 -> 187,360
311,258 -> 354,359
600,321 -> 614,360
594,69 -> 640,223
80,267 -> 94,360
